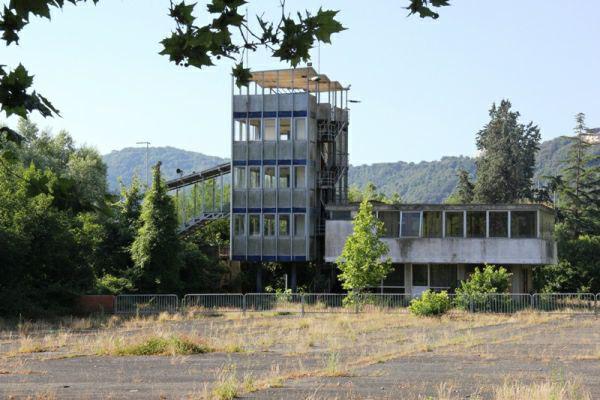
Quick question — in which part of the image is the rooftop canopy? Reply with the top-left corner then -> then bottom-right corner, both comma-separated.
249,67 -> 346,92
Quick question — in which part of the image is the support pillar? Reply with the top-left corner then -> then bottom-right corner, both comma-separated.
457,264 -> 466,284
290,264 -> 297,292
256,265 -> 263,293
404,263 -> 413,297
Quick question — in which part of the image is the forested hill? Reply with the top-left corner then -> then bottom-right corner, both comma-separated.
103,146 -> 229,190
103,136 -> 599,202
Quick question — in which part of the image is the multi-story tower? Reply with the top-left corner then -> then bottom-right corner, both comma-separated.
230,67 -> 349,265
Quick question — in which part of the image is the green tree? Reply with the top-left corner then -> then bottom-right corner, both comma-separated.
445,169 -> 474,204
473,100 -> 541,203
556,113 -> 600,237
336,199 -> 392,294
131,162 -> 182,293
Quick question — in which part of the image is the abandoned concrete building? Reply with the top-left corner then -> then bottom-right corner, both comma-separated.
169,66 -> 558,294
325,203 -> 557,295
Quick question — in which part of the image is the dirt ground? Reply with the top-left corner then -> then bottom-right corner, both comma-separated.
1,311 -> 599,399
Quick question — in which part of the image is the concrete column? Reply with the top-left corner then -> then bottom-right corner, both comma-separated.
290,264 -> 297,292
510,265 -> 524,293
404,263 -> 413,296
457,264 -> 466,284
256,265 -> 263,292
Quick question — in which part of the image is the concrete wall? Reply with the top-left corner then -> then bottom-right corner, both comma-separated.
325,220 -> 557,265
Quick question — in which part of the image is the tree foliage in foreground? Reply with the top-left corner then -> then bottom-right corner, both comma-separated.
336,199 -> 391,294
445,168 -> 474,204
0,0 -> 448,120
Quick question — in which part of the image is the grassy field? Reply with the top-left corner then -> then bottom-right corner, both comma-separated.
1,311 -> 599,399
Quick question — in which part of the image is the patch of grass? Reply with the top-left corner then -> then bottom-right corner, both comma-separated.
212,367 -> 239,400
103,335 -> 212,356
493,378 -> 591,400
18,337 -> 53,354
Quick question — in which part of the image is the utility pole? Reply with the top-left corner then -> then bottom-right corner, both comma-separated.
136,141 -> 151,187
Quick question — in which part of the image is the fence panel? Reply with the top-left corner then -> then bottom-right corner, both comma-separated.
469,293 -> 532,314
115,294 -> 179,315
183,294 -> 244,313
359,293 -> 412,313
532,293 -> 595,314
303,293 -> 353,313
245,293 -> 303,313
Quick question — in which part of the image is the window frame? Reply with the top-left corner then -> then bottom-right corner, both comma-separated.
444,211 -> 465,238
248,214 -> 261,236
263,214 -> 276,237
233,166 -> 246,189
400,211 -> 421,238
294,165 -> 306,188
248,166 -> 261,189
294,117 -> 307,140
278,214 -> 290,236
293,213 -> 306,237
279,118 -> 291,141
488,210 -> 509,238
263,118 -> 276,141
279,166 -> 291,188
233,214 -> 245,236
233,119 -> 247,142
248,118 -> 261,141
264,166 -> 276,189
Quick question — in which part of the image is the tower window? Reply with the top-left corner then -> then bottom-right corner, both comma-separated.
249,167 -> 261,188
234,120 -> 247,141
233,167 -> 246,189
294,214 -> 305,236
249,215 -> 260,236
294,166 -> 306,188
279,167 -> 290,188
279,119 -> 291,141
234,215 -> 245,235
294,117 -> 307,140
263,214 -> 276,236
248,119 -> 261,141
264,119 -> 276,141
264,167 -> 275,189
279,214 -> 290,236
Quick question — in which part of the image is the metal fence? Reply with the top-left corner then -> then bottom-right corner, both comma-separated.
182,294 -> 244,313
115,294 -> 179,315
114,293 -> 600,315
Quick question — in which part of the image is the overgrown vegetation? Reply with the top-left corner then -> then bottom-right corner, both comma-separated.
105,335 -> 212,356
0,120 -> 231,316
409,290 -> 452,316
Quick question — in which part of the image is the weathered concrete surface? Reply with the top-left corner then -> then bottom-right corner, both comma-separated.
325,220 -> 556,264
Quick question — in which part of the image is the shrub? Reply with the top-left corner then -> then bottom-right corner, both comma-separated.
455,264 -> 512,309
108,335 -> 211,356
409,290 -> 451,316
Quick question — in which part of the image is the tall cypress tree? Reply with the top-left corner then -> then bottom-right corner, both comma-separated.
473,100 -> 541,203
446,169 -> 474,203
558,113 -> 600,236
131,162 -> 182,292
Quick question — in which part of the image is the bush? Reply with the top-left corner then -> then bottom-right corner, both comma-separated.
409,290 -> 451,316
455,264 -> 512,310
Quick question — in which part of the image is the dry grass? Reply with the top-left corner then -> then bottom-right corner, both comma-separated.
492,378 -> 591,400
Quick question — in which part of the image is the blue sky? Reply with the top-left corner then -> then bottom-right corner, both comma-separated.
3,0 -> 600,165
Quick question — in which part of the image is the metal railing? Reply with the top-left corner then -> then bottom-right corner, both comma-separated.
113,293 -> 600,315
115,294 -> 179,315
182,294 -> 244,313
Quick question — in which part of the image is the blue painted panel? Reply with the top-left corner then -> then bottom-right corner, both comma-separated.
293,256 -> 307,262
263,159 -> 276,165
262,255 -> 277,261
278,111 -> 292,117
278,256 -> 292,262
263,111 -> 277,118
248,111 -> 262,118
233,112 -> 246,119
232,255 -> 245,261
277,159 -> 292,165
292,207 -> 306,213
232,160 -> 246,166
292,159 -> 307,165
293,110 -> 307,117
247,160 -> 261,165
277,208 -> 291,213
247,208 -> 261,213
247,255 -> 261,262
232,208 -> 247,213
263,208 -> 276,213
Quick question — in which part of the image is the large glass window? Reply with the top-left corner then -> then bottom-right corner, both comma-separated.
489,211 -> 508,237
233,167 -> 246,189
511,211 -> 537,238
430,264 -> 457,288
233,215 -> 245,235
264,167 -> 275,189
294,166 -> 306,188
249,167 -> 260,188
422,211 -> 442,238
378,211 -> 399,238
412,264 -> 428,286
294,118 -> 307,140
279,119 -> 291,141
279,166 -> 290,188
263,214 -> 276,236
249,214 -> 260,236
294,214 -> 305,236
264,119 -> 276,141
234,119 -> 246,141
279,214 -> 290,236
248,119 -> 261,141
467,211 -> 486,238
445,211 -> 464,237
401,212 -> 420,237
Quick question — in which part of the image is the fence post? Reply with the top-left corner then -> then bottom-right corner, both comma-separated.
469,296 -> 474,313
355,293 -> 360,314
242,294 -> 246,316
301,294 -> 305,317
530,294 -> 534,311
